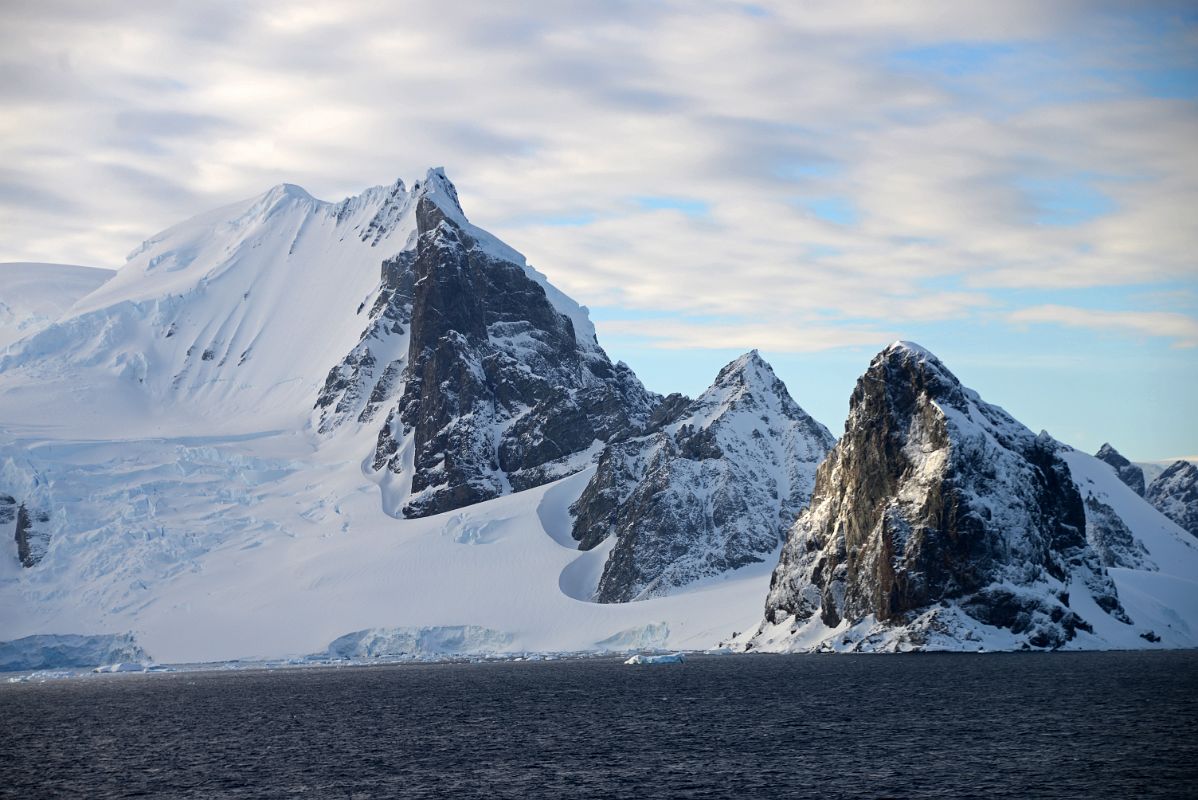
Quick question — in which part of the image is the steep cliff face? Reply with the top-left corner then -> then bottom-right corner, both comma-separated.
1146,461 -> 1198,539
1,458 -> 53,568
1095,443 -> 1146,496
368,177 -> 657,518
570,351 -> 835,603
314,251 -> 415,435
755,342 -> 1127,651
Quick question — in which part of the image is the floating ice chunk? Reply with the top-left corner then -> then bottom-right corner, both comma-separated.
92,662 -> 148,673
623,652 -> 685,665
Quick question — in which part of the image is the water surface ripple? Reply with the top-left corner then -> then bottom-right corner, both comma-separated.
1,651 -> 1196,798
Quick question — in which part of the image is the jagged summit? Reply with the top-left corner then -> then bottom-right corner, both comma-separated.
1146,460 -> 1198,539
0,169 -> 598,445
1095,443 -> 1147,497
570,350 -> 835,603
685,350 -> 801,423
752,341 -> 1134,652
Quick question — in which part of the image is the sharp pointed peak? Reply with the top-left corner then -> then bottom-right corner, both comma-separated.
714,349 -> 776,385
412,166 -> 464,215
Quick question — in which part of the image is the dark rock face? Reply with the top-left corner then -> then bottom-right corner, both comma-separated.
10,501 -> 50,568
314,251 -> 415,434
1146,461 -> 1198,539
760,342 -> 1127,650
1083,496 -> 1154,569
315,171 -> 661,519
571,351 -> 835,603
1095,443 -> 1146,496
365,179 -> 656,518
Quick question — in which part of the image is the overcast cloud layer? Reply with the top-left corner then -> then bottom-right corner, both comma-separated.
1,0 -> 1195,456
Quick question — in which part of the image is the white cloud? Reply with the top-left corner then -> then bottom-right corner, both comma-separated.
1008,305 -> 1198,347
0,0 -> 1194,352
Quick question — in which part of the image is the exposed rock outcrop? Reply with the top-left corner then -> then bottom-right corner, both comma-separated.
357,171 -> 658,518
755,341 -> 1128,651
1095,443 -> 1146,496
571,351 -> 835,602
1146,460 -> 1198,539
314,251 -> 415,434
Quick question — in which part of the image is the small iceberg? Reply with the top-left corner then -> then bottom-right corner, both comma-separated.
624,652 -> 685,665
92,662 -> 147,673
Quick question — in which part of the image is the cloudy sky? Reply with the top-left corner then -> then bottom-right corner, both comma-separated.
2,0 -> 1195,459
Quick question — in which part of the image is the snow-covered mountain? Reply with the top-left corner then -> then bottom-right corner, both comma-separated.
1146,461 -> 1198,539
744,342 -> 1198,652
342,174 -> 659,518
1,176 -> 1195,668
0,170 -> 807,667
0,263 -> 113,349
0,171 -> 656,520
1095,444 -> 1196,540
570,351 -> 834,602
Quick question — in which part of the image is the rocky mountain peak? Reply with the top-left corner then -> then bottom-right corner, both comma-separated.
1095,443 -> 1147,496
754,342 -> 1128,651
313,169 -> 662,518
570,351 -> 835,603
1146,460 -> 1198,539
411,167 -> 464,216
868,339 -> 968,412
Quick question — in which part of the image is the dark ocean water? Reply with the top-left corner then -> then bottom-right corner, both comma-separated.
1,651 -> 1196,799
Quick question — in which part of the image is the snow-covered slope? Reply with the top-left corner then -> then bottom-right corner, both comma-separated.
1063,449 -> 1198,647
0,171 -> 778,665
569,351 -> 835,602
0,263 -> 113,350
0,430 -> 774,664
744,342 -> 1198,653
1095,443 -> 1146,496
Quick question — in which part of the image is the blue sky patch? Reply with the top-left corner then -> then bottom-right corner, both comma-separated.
633,196 -> 710,217
1016,176 -> 1115,226
794,196 -> 859,225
